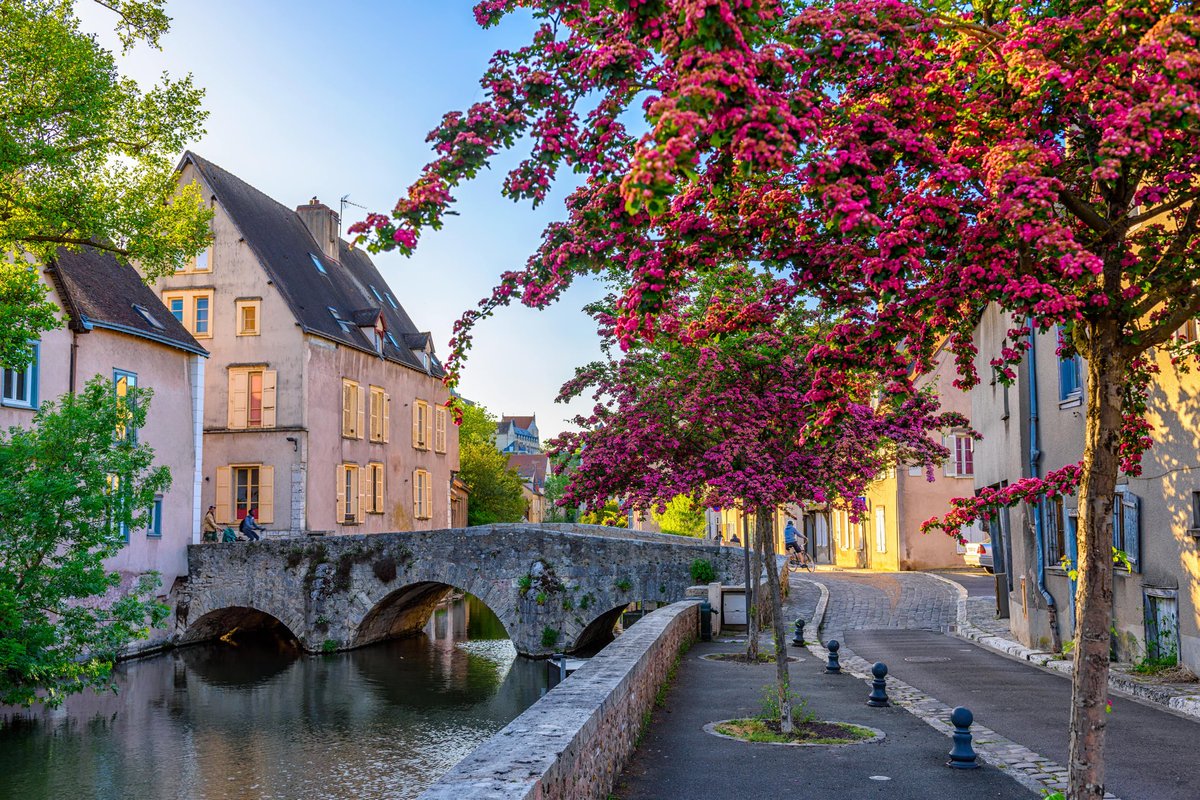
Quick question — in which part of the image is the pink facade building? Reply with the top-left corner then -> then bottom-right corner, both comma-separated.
157,153 -> 458,534
0,248 -> 207,595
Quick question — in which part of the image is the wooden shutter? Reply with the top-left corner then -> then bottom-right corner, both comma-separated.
1119,490 -> 1141,573
356,385 -> 366,440
342,381 -> 354,437
426,407 -> 434,453
215,466 -> 232,523
424,474 -> 433,521
942,434 -> 954,477
258,465 -> 274,524
368,388 -> 380,441
435,407 -> 447,453
382,393 -> 390,443
261,370 -> 277,428
357,466 -> 367,522
336,465 -> 346,523
229,370 -> 249,429
412,403 -> 421,448
373,464 -> 384,513
412,470 -> 420,518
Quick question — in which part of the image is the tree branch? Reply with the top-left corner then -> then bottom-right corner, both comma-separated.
1058,187 -> 1109,233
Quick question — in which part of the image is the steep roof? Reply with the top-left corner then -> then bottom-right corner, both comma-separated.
47,246 -> 207,357
181,152 -> 442,376
507,453 -> 549,489
501,414 -> 537,431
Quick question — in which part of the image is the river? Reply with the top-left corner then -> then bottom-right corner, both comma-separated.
0,595 -> 547,800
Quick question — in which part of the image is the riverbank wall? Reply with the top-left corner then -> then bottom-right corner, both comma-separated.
418,599 -> 701,800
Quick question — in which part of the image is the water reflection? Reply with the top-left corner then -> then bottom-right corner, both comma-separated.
0,594 -> 545,800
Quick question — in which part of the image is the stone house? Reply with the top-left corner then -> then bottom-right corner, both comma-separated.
824,340 -> 985,571
496,414 -> 540,454
0,247 -> 207,594
157,152 -> 458,535
972,306 -> 1200,672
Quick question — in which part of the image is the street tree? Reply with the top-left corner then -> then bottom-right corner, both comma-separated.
553,272 -> 952,733
357,4 -> 1200,794
457,402 -> 529,526
0,376 -> 171,708
651,495 -> 705,538
0,0 -> 210,369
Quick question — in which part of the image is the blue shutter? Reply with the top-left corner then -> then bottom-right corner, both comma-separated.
1123,491 -> 1141,573
29,342 -> 39,407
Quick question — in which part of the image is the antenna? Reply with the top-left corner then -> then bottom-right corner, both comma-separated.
338,194 -> 368,236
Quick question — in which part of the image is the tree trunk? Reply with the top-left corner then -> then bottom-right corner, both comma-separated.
1068,331 -> 1125,800
758,506 -> 793,734
755,512 -> 769,630
745,510 -> 760,660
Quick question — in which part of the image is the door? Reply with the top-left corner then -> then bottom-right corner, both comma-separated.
1144,590 -> 1180,663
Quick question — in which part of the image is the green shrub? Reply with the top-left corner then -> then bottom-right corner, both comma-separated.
690,558 -> 717,584
541,626 -> 560,648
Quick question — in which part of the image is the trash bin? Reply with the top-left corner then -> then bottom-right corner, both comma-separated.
700,600 -> 713,641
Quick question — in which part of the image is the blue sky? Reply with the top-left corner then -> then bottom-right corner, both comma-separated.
79,1 -> 605,436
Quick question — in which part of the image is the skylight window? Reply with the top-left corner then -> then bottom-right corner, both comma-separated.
327,306 -> 351,331
369,285 -> 383,303
385,293 -> 398,309
385,332 -> 399,349
309,253 -> 327,275
132,303 -> 165,331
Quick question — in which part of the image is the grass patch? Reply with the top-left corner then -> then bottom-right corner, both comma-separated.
707,652 -> 793,664
715,718 -> 874,745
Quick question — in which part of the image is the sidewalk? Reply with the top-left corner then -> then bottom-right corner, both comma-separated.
612,634 -> 1033,799
928,572 -> 1200,720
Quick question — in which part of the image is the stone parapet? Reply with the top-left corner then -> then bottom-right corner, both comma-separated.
419,600 -> 700,800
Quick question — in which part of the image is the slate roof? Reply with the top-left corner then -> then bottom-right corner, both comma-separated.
181,152 -> 442,376
47,246 -> 207,356
501,414 -> 537,432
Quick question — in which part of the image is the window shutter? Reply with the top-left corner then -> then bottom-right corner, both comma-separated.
215,466 -> 232,523
412,404 -> 421,448
229,370 -> 249,428
943,434 -> 954,477
261,370 -> 277,428
382,393 -> 390,443
412,470 -> 420,518
258,466 -> 274,524
342,382 -> 354,437
426,409 -> 434,453
356,385 -> 366,440
369,389 -> 380,441
427,484 -> 435,521
336,465 -> 346,523
1124,491 -> 1141,573
435,408 -> 447,453
374,465 -> 384,513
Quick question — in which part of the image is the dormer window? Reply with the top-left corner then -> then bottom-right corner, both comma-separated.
132,303 -> 165,331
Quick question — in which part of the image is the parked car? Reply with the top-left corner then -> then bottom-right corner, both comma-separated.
962,541 -> 994,573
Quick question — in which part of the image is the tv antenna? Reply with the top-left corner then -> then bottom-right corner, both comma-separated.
339,194 -> 368,236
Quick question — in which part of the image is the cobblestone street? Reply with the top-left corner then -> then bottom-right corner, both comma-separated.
798,569 -> 959,636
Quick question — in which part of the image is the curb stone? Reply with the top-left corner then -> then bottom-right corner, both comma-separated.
923,572 -> 1200,723
793,576 -> 1118,800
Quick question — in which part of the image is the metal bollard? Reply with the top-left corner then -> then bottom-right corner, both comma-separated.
792,618 -> 806,647
824,640 -> 841,673
867,662 -> 890,707
947,707 -> 980,769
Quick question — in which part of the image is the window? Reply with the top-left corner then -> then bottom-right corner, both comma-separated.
1176,319 -> 1198,344
342,379 -> 364,439
434,406 -> 448,453
1112,490 -> 1141,572
161,290 -> 214,338
385,292 -> 398,309
133,304 -> 165,331
369,386 -> 389,443
177,245 -> 212,274
368,462 -> 385,514
236,299 -> 261,336
413,468 -> 432,520
875,506 -> 887,553
337,463 -> 361,524
943,433 -> 974,477
214,464 -> 274,525
369,285 -> 383,303
1191,491 -> 1200,530
1044,496 -> 1066,566
1057,328 -> 1082,402
310,252 -> 327,274
114,370 -> 137,442
228,368 -> 276,429
2,344 -> 38,409
413,400 -> 430,450
147,495 -> 163,538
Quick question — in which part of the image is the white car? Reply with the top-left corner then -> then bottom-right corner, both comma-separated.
963,541 -> 994,573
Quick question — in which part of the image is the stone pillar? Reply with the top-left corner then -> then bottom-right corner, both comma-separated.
291,463 -> 307,534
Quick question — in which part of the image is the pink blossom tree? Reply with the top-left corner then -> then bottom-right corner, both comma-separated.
356,3 -> 1200,794
550,270 -> 954,733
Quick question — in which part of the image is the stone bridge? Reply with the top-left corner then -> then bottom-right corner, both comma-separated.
178,524 -> 743,657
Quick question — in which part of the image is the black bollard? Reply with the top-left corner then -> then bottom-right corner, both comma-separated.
824,640 -> 841,673
947,706 -> 980,769
792,618 -> 806,647
867,662 -> 890,707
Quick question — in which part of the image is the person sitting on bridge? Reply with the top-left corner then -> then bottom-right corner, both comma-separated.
202,505 -> 219,543
239,508 -> 265,541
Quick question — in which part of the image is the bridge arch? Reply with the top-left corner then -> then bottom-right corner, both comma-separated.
179,605 -> 301,646
354,580 -> 516,649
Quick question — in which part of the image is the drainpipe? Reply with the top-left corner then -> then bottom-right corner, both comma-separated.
68,329 -> 79,394
1027,320 -> 1062,652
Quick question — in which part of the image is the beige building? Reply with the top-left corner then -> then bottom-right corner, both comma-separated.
508,453 -> 548,522
1,247 -> 207,593
973,306 -> 1200,672
157,153 -> 458,534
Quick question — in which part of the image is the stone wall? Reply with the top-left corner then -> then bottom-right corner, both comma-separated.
419,600 -> 700,800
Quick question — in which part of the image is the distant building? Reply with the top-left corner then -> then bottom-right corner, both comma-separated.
496,414 -> 541,454
1,247 -> 207,598
157,152 -> 458,534
507,452 -> 549,522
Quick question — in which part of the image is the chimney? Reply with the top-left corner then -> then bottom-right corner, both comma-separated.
295,197 -> 340,262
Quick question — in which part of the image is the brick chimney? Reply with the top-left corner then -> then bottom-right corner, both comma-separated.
295,197 -> 340,262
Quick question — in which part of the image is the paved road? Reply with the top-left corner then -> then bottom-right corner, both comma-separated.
805,571 -> 958,633
933,568 -> 999,597
844,629 -> 1200,800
